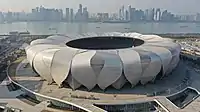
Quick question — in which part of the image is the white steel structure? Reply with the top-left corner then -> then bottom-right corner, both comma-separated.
25,32 -> 181,90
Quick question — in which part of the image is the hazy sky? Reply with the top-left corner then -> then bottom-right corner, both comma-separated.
0,0 -> 199,14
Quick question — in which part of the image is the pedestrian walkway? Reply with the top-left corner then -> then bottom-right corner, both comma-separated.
0,79 -> 44,112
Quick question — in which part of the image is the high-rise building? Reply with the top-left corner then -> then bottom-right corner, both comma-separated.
65,8 -> 70,22
125,10 -> 129,21
119,9 -> 122,20
118,5 -> 125,20
0,12 -> 4,22
145,8 -> 154,21
5,11 -> 13,22
59,9 -> 63,21
155,8 -> 161,21
39,6 -> 45,21
31,9 -> 37,21
152,8 -> 155,21
110,13 -> 118,20
196,13 -> 200,22
70,8 -> 74,22
134,9 -> 144,21
128,5 -> 132,21
122,5 -> 125,20
131,8 -> 136,21
75,4 -> 83,22
79,4 -> 83,14
97,13 -> 109,21
161,10 -> 173,21
83,7 -> 89,22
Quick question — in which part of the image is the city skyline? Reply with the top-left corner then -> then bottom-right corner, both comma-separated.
1,4 -> 200,23
0,0 -> 199,14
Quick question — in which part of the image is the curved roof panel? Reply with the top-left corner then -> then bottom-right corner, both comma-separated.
33,49 -> 59,83
51,47 -> 78,86
118,49 -> 142,86
97,51 -> 123,90
71,51 -> 97,90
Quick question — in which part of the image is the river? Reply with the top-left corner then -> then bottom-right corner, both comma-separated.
0,22 -> 200,34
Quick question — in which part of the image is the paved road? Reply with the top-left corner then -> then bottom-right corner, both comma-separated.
0,80 -> 48,112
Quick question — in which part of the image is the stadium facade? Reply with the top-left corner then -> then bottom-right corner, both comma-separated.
25,32 -> 181,91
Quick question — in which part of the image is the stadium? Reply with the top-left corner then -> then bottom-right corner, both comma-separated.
25,32 -> 181,91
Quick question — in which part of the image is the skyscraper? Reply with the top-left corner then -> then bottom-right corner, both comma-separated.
161,10 -> 168,21
145,8 -> 154,21
196,13 -> 200,22
66,8 -> 70,22
131,8 -> 136,21
155,8 -> 161,21
70,8 -> 74,22
39,6 -> 46,21
6,11 -> 13,22
76,4 -> 83,22
79,4 -> 83,14
97,13 -> 109,21
152,8 -> 155,21
0,12 -> 4,22
83,7 -> 89,22
122,5 -> 125,20
119,9 -> 122,20
125,10 -> 129,21
128,5 -> 132,21
31,9 -> 37,21
59,9 -> 63,21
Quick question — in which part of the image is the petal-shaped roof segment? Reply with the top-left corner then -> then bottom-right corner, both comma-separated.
135,50 -> 151,75
30,39 -> 63,46
26,44 -> 60,67
47,35 -> 70,41
51,47 -> 78,86
144,41 -> 181,56
112,73 -> 127,89
137,46 -> 172,75
90,53 -> 105,77
135,49 -> 162,84
97,51 -> 123,90
139,35 -> 163,42
122,32 -> 142,38
118,49 -> 142,86
66,73 -> 82,90
166,55 -> 180,74
71,51 -> 96,90
144,41 -> 181,74
30,39 -> 48,45
33,49 -> 59,83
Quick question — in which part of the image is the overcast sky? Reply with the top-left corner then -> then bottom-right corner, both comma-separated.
0,0 -> 198,14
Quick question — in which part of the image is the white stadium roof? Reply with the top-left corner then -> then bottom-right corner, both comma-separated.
26,32 -> 181,90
